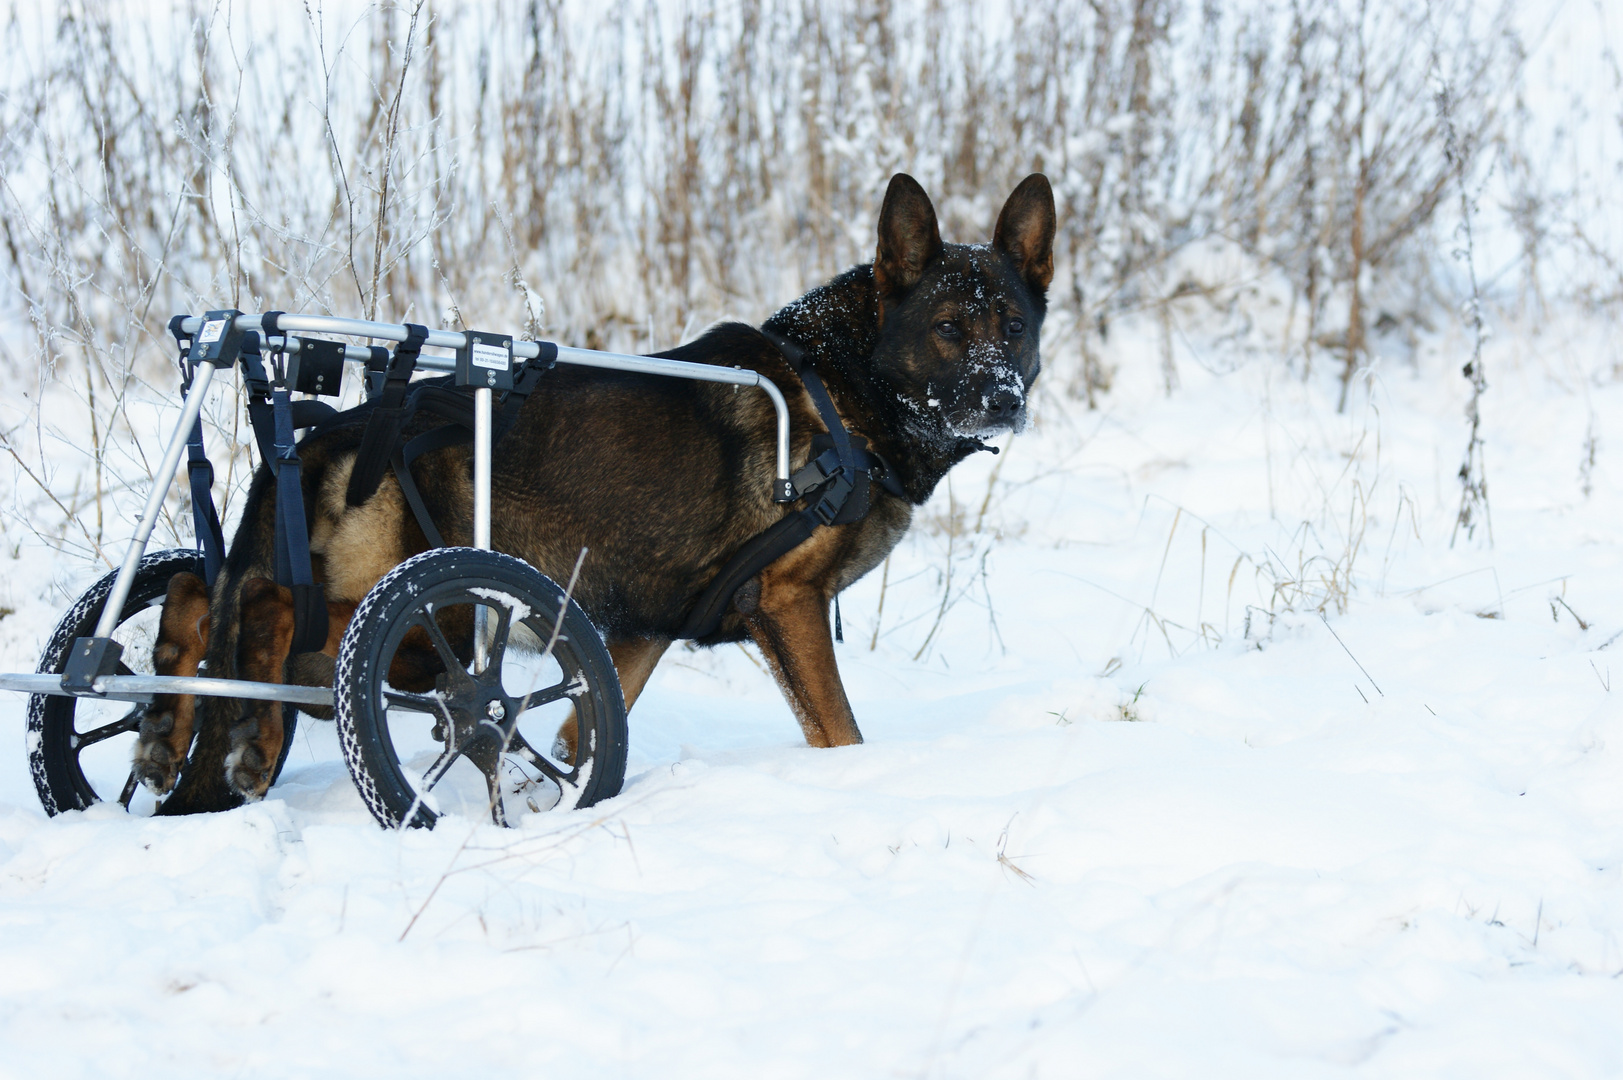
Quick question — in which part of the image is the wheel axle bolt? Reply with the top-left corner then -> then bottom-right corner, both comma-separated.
486,700 -> 506,721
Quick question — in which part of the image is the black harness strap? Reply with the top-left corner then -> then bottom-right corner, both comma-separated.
170,320 -> 228,589
239,339 -> 278,466
186,418 -> 226,588
676,330 -> 903,641
270,383 -> 329,654
347,323 -> 429,507
678,509 -> 821,641
376,352 -> 557,549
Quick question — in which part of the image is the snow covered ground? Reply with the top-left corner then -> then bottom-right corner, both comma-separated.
1,294 -> 1621,1078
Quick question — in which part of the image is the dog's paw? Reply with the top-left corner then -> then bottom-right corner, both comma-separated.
223,743 -> 270,802
224,715 -> 274,801
132,708 -> 184,794
550,716 -> 577,766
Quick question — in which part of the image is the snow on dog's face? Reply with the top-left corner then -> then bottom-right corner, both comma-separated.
869,174 -> 1055,444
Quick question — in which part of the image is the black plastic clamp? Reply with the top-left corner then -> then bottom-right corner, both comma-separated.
456,331 -> 515,390
60,636 -> 124,694
285,337 -> 345,397
188,309 -> 248,367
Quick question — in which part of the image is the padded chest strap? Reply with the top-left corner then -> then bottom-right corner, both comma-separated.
676,330 -> 902,641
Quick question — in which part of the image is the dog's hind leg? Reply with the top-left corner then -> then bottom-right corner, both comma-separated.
227,577 -> 357,799
551,636 -> 670,763
130,572 -> 212,794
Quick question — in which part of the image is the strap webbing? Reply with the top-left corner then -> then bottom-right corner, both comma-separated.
392,452 -> 447,549
677,509 -> 819,641
271,387 -> 328,654
185,418 -> 226,587
678,328 -> 900,641
373,367 -> 547,549
347,323 -> 429,507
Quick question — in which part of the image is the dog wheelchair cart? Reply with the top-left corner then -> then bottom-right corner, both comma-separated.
0,311 -> 795,827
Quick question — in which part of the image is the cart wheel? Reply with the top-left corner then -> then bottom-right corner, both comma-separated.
334,548 -> 627,829
27,549 -> 299,816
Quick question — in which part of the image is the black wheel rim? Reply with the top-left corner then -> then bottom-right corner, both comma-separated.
369,579 -> 604,826
30,550 -> 298,816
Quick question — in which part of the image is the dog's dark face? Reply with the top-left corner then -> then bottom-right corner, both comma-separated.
869,174 -> 1056,442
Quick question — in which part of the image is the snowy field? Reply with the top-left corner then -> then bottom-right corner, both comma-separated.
1,282 -> 1620,1079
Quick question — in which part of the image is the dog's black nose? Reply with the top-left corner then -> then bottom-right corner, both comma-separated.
985,385 -> 1022,420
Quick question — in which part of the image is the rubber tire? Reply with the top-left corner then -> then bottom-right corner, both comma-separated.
27,549 -> 298,815
334,548 -> 628,829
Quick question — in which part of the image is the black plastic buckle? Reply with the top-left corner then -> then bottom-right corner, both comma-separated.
456,331 -> 515,390
364,346 -> 391,398
285,337 -> 345,397
791,447 -> 840,497
810,469 -> 855,524
188,308 -> 247,367
60,636 -> 124,694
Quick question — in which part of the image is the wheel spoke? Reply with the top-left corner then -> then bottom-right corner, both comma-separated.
513,676 -> 578,713
413,607 -> 468,676
118,769 -> 139,808
487,778 -> 508,827
383,688 -> 450,715
504,730 -> 571,785
463,742 -> 508,827
484,603 -> 514,673
74,709 -> 144,751
418,745 -> 462,794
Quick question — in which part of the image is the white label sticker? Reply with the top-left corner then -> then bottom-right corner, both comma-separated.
471,341 -> 509,371
198,319 -> 226,344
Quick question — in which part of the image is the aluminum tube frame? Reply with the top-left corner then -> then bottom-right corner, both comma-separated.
553,345 -> 792,489
93,363 -> 217,640
0,672 -> 333,707
182,315 -> 795,490
472,386 -> 493,673
183,313 -> 473,355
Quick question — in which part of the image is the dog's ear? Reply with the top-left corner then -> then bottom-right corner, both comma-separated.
994,174 -> 1056,297
874,174 -> 942,298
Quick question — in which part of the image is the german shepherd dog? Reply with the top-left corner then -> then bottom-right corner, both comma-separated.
136,172 -> 1056,813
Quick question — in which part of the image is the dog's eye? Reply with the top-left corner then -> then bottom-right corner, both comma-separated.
935,320 -> 962,340
1007,318 -> 1025,336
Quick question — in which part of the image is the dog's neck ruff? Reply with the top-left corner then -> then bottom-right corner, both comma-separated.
673,329 -> 904,642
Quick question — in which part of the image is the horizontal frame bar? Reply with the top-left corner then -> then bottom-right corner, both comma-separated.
186,312 -> 796,491
0,672 -> 334,707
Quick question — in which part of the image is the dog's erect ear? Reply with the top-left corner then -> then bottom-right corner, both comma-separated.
994,174 -> 1056,297
874,174 -> 943,298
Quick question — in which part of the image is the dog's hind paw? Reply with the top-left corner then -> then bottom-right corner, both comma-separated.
223,743 -> 270,802
224,715 -> 276,801
131,709 -> 184,794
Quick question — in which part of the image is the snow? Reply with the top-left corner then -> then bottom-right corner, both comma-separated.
2,297 -> 1623,1077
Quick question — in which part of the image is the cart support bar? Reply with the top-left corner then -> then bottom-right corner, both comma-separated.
552,346 -> 793,497
0,671 -> 334,707
182,315 -> 796,497
472,385 -> 492,673
94,363 -> 217,640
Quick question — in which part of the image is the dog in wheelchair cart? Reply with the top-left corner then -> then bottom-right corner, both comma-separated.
139,172 -> 1056,815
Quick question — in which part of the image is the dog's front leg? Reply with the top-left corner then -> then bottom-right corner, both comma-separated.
742,579 -> 862,747
552,637 -> 670,764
